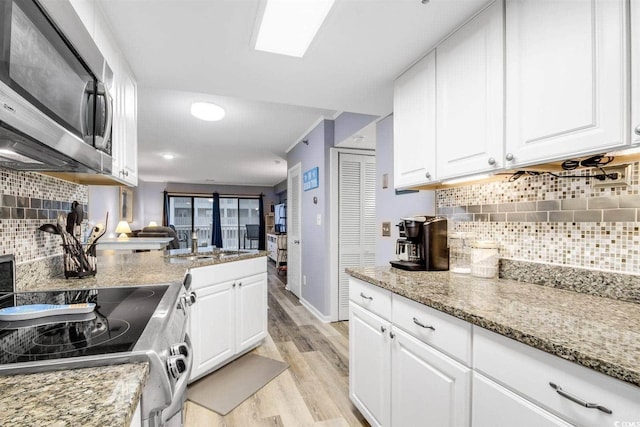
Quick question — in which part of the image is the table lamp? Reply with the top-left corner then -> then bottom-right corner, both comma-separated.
116,221 -> 132,239
148,221 -> 158,227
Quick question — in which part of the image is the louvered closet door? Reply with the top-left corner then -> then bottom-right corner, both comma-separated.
339,153 -> 376,320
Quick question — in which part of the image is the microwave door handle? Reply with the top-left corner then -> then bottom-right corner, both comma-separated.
81,81 -> 94,144
94,82 -> 113,150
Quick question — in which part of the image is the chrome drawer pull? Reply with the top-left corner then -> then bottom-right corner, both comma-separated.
549,382 -> 612,414
413,317 -> 435,331
380,326 -> 386,333
360,292 -> 373,301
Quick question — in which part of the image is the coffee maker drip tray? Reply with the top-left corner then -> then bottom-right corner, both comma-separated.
390,260 -> 427,271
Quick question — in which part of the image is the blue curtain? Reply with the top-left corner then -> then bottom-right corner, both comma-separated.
162,191 -> 170,226
211,193 -> 223,248
258,194 -> 265,250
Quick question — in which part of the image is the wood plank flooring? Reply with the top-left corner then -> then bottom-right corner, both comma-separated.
183,263 -> 369,427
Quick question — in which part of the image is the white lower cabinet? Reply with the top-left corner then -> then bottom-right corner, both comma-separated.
473,372 -> 573,427
349,302 -> 391,427
188,257 -> 267,382
391,328 -> 470,427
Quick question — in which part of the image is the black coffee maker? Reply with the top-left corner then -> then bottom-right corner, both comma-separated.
390,216 -> 449,271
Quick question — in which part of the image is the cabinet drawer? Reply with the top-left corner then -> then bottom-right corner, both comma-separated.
349,278 -> 392,321
189,257 -> 267,289
474,327 -> 640,427
392,293 -> 471,365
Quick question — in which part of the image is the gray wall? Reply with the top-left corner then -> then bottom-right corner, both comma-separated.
375,114 -> 436,265
334,112 -> 378,145
287,120 -> 334,316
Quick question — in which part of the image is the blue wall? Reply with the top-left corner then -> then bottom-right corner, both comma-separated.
287,120 -> 334,315
375,114 -> 435,265
334,112 -> 378,144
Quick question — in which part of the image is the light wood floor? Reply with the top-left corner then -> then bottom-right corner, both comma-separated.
183,263 -> 369,427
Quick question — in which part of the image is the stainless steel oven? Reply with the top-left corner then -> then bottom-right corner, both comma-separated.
0,257 -> 195,427
0,0 -> 113,172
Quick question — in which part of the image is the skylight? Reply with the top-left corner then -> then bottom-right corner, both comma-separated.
255,0 -> 335,58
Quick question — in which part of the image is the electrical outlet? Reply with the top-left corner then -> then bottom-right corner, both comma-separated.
591,164 -> 631,188
382,222 -> 391,236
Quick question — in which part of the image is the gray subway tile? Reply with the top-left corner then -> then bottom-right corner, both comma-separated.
506,212 -> 528,222
438,207 -> 452,215
562,198 -> 587,210
574,210 -> 602,222
30,198 -> 42,209
537,200 -> 560,211
603,209 -> 636,222
16,196 -> 29,208
25,209 -> 38,219
483,204 -> 498,213
516,201 -> 537,212
467,204 -> 482,213
588,197 -> 618,210
51,201 -> 61,210
498,203 -> 517,212
11,208 -> 24,219
0,207 -> 10,219
43,200 -> 51,209
527,212 -> 548,222
452,206 -> 467,214
474,213 -> 489,222
37,210 -> 48,219
48,210 -> 57,219
549,211 -> 574,222
619,195 -> 640,208
489,213 -> 506,222
452,213 -> 473,222
1,195 -> 16,207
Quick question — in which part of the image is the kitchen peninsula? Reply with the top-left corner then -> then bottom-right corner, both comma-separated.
2,249 -> 267,427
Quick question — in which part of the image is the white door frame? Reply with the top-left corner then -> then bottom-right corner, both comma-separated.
329,148 -> 375,322
287,162 -> 302,298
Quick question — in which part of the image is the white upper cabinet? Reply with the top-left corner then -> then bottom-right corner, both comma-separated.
632,0 -> 640,145
436,1 -> 504,180
505,0 -> 628,166
393,50 -> 437,189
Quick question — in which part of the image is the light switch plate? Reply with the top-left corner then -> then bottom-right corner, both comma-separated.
382,222 -> 391,237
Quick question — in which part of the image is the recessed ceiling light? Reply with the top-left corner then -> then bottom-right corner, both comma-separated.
254,0 -> 335,58
191,102 -> 225,121
162,153 -> 175,160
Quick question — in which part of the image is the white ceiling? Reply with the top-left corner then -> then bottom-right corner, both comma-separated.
98,0 -> 490,186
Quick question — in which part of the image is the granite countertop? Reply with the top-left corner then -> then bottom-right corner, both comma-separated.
0,363 -> 148,427
346,266 -> 640,388
6,248 -> 266,425
18,247 -> 267,292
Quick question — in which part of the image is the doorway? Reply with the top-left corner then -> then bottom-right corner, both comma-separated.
287,163 -> 302,298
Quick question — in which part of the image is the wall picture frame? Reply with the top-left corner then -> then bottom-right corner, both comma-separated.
119,187 -> 133,222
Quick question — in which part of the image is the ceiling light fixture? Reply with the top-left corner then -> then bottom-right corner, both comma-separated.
191,102 -> 225,121
254,0 -> 335,58
162,153 -> 175,160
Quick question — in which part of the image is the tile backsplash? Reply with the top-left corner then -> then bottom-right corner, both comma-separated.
436,162 -> 640,274
0,168 -> 88,264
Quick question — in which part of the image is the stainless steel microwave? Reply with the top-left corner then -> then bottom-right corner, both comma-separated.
0,0 -> 113,173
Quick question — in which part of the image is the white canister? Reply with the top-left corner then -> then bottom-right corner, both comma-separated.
449,232 -> 474,274
470,240 -> 499,278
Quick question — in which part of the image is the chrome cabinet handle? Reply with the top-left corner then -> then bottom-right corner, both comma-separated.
232,283 -> 236,288
635,125 -> 640,136
549,383 -> 612,414
413,317 -> 435,330
187,291 -> 197,305
238,281 -> 242,287
380,326 -> 386,333
360,292 -> 373,301
505,153 -> 515,161
425,172 -> 431,179
389,332 -> 395,339
488,157 -> 496,165
294,240 -> 300,244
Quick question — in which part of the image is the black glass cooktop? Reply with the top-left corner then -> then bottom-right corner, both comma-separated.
0,285 -> 168,365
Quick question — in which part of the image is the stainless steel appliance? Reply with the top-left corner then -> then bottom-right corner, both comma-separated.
0,259 -> 195,426
0,0 -> 113,173
390,216 -> 449,271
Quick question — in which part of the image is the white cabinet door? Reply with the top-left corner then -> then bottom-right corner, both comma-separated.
473,373 -> 574,427
349,302 -> 391,427
111,65 -> 138,186
436,1 -> 504,179
632,0 -> 640,145
189,280 -> 235,381
505,0 -> 627,166
391,328 -> 471,427
236,273 -> 267,353
393,50 -> 437,188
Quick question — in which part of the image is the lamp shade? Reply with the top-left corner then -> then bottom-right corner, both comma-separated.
148,221 -> 158,227
115,221 -> 132,239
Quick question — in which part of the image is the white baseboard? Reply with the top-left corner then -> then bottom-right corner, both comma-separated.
299,297 -> 332,323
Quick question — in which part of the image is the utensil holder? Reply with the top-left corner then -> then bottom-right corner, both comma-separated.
62,244 -> 97,278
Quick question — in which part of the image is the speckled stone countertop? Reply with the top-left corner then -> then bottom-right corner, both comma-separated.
0,362 -> 148,427
18,247 -> 267,291
346,266 -> 640,388
5,248 -> 265,425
